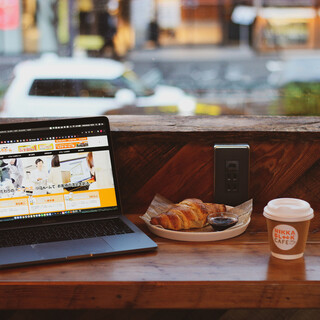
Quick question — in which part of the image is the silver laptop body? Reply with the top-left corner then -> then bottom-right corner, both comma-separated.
0,116 -> 156,268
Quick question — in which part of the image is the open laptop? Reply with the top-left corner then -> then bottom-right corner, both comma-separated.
0,116 -> 157,268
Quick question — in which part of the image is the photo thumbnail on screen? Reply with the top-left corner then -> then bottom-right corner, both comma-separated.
0,150 -> 114,198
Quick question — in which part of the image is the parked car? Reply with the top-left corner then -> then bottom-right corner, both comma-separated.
1,54 -> 197,117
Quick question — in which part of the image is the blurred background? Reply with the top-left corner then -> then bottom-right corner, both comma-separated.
1,0 -> 320,117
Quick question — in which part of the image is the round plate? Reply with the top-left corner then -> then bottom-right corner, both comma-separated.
146,217 -> 251,242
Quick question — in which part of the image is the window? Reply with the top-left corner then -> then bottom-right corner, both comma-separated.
29,80 -> 78,97
28,77 -> 154,98
1,1 -> 320,117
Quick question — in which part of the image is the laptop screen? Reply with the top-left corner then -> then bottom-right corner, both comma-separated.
0,117 -> 118,223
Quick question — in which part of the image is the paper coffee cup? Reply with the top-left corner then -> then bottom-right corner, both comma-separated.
263,198 -> 314,260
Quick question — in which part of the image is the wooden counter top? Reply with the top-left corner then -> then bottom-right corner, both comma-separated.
0,116 -> 319,310
0,203 -> 319,310
108,115 -> 320,142
108,115 -> 320,133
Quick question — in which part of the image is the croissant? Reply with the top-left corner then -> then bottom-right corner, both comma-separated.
150,198 -> 226,230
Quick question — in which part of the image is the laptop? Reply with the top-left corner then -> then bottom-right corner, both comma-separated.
0,116 -> 157,268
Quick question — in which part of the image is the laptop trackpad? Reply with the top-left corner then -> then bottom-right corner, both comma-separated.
33,238 -> 114,260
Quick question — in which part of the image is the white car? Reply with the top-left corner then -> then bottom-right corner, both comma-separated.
1,55 -> 196,117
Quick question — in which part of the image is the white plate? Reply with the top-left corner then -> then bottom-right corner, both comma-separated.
146,217 -> 251,242
142,202 -> 252,242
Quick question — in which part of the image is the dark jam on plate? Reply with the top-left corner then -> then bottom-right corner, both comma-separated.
208,216 -> 238,231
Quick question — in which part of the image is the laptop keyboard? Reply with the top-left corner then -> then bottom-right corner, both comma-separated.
0,218 -> 134,248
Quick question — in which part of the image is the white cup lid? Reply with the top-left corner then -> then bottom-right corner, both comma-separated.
263,198 -> 314,222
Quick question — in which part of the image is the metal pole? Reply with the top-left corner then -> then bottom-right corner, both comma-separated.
239,24 -> 249,49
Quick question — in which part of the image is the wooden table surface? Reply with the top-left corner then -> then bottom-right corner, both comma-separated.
0,203 -> 319,310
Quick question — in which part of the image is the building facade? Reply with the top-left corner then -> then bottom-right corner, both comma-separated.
1,0 -> 319,56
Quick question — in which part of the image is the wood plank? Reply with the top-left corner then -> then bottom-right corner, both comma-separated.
114,138 -> 320,208
109,116 -> 320,208
114,142 -> 184,204
0,206 -> 319,309
108,115 -> 320,133
250,141 -> 320,202
132,144 -> 214,205
0,206 -> 319,283
1,282 -> 320,309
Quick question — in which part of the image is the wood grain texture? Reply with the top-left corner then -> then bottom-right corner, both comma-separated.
0,116 -> 319,310
2,282 -> 320,309
0,205 -> 319,310
250,141 -> 320,202
107,116 -> 320,210
108,115 -> 320,134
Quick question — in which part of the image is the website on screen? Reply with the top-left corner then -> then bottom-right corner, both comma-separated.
0,131 -> 117,221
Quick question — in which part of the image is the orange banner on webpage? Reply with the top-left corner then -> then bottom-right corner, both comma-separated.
18,143 -> 54,152
0,198 -> 29,217
56,143 -> 78,149
64,189 -> 116,210
55,137 -> 88,143
55,137 -> 88,149
0,188 -> 117,218
18,145 -> 37,152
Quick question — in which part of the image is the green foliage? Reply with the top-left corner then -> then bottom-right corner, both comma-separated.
271,82 -> 320,116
